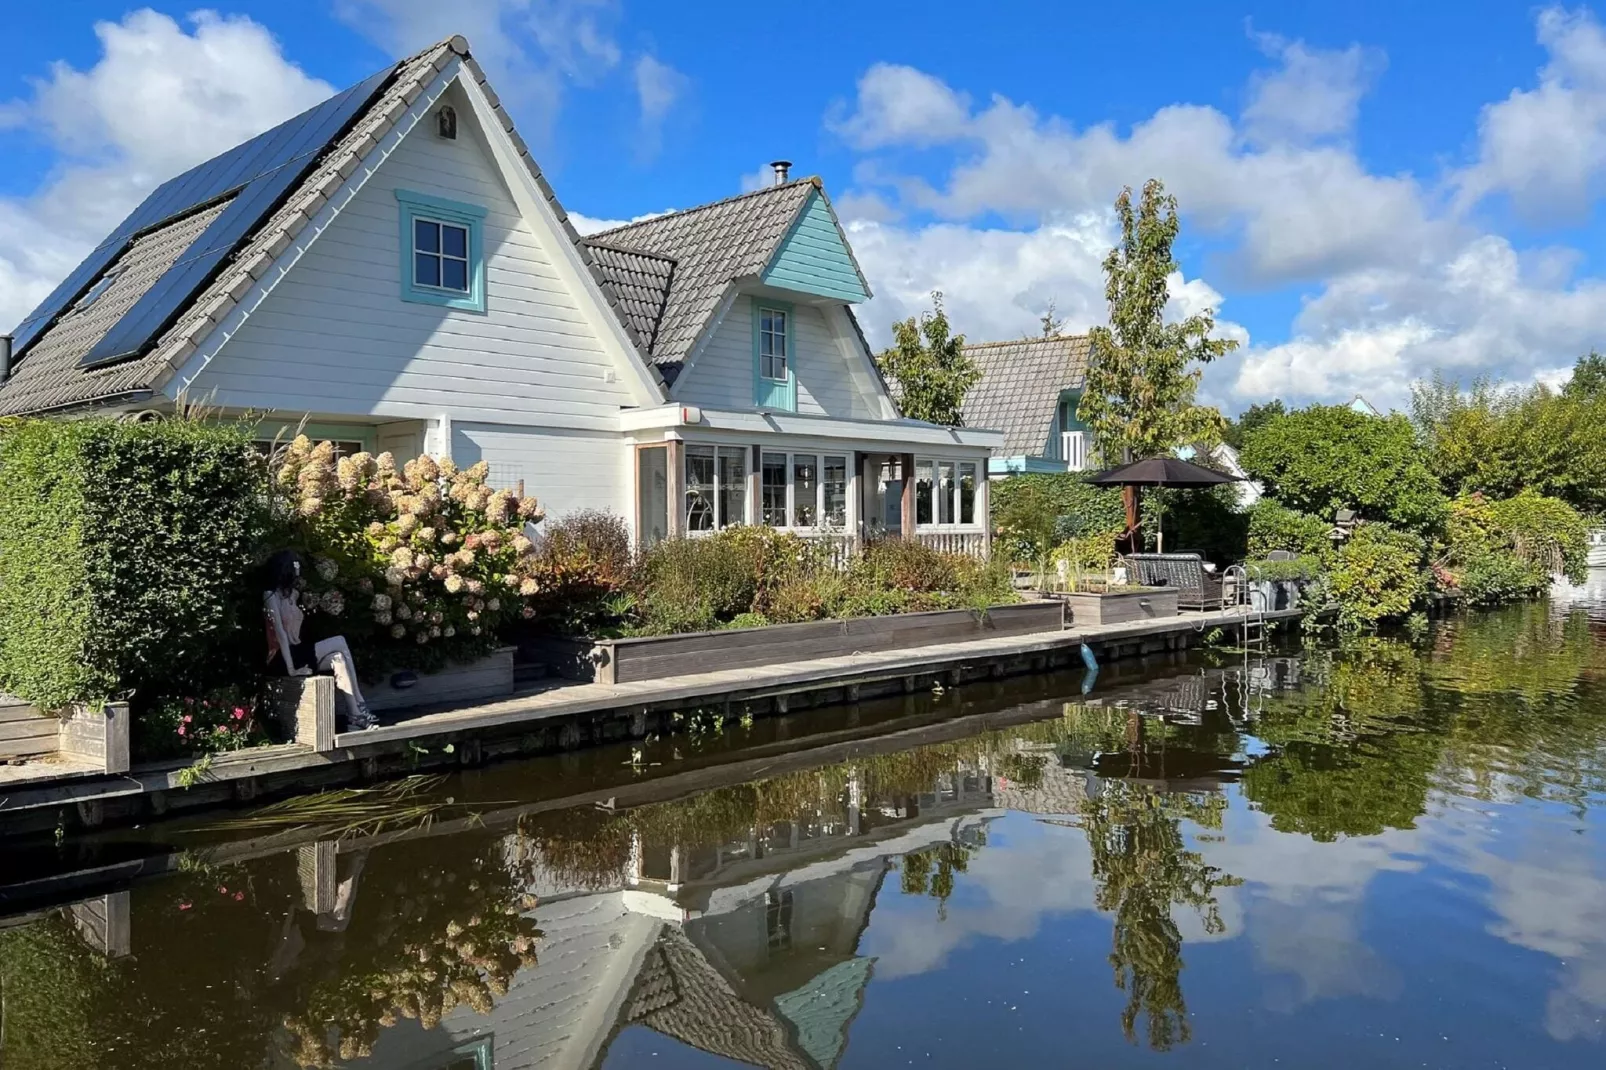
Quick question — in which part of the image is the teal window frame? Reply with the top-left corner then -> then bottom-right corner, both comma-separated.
396,189 -> 487,313
752,298 -> 797,411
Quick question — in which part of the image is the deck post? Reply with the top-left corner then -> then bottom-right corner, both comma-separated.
900,452 -> 916,538
665,438 -> 684,537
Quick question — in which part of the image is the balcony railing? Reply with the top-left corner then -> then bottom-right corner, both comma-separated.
1062,431 -> 1089,471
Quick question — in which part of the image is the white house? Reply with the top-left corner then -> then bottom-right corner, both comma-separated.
0,36 -> 1000,552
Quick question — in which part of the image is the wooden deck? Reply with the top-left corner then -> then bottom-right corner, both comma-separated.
0,605 -> 1300,836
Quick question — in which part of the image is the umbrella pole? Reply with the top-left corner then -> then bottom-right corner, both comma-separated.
1157,497 -> 1164,554
1122,485 -> 1140,554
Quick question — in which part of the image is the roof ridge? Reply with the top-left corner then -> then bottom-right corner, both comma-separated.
588,176 -> 821,239
963,334 -> 1090,350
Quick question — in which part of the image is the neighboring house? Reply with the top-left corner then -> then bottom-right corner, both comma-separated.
1349,394 -> 1382,417
959,336 -> 1092,476
0,36 -> 1000,551
1176,441 -> 1262,508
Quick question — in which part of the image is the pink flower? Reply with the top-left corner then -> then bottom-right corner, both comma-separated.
177,725 -> 186,737
233,892 -> 244,901
232,707 -> 247,720
182,714 -> 193,723
178,902 -> 192,911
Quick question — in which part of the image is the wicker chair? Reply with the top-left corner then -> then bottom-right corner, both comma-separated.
1124,552 -> 1229,611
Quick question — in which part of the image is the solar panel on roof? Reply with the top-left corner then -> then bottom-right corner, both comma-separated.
8,62 -> 395,367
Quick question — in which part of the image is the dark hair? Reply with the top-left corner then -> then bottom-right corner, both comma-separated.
263,549 -> 302,597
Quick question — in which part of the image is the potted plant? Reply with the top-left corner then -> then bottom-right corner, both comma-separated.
1243,555 -> 1319,610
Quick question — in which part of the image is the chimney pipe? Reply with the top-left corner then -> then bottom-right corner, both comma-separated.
770,160 -> 791,186
0,335 -> 11,382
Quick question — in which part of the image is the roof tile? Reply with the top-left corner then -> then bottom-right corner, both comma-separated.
960,335 -> 1091,455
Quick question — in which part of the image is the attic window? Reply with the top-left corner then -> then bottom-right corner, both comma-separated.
71,266 -> 125,314
437,105 -> 457,140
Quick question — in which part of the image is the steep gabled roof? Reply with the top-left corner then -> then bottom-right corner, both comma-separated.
960,335 -> 1092,456
0,36 -> 672,417
584,180 -> 831,381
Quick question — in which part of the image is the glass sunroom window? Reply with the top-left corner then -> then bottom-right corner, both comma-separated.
762,453 -> 788,526
793,455 -> 818,526
823,456 -> 848,526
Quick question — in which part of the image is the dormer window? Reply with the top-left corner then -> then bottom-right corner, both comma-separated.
752,298 -> 796,410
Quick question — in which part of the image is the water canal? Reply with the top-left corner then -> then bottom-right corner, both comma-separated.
3,592 -> 1606,1069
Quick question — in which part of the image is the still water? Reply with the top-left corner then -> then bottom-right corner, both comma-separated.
5,594 -> 1606,1069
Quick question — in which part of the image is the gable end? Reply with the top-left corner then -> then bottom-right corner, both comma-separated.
761,190 -> 870,303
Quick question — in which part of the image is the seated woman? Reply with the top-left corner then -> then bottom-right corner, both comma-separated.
263,550 -> 377,730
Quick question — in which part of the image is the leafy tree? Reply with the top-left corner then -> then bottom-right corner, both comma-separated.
1327,524 -> 1429,628
1239,404 -> 1449,534
1077,179 -> 1237,464
876,292 -> 980,426
1039,298 -> 1065,339
1222,399 -> 1286,450
1563,350 -> 1606,400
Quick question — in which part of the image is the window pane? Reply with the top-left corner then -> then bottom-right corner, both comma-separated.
686,446 -> 716,532
824,456 -> 848,526
414,219 -> 439,253
718,447 -> 748,528
959,463 -> 977,525
938,461 -> 956,525
762,452 -> 788,526
639,448 -> 669,546
415,253 -> 440,287
441,257 -> 468,291
442,224 -> 468,258
771,311 -> 787,353
915,460 -> 935,526
793,454 -> 818,527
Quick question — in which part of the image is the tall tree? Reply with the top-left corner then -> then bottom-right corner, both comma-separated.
1078,180 -> 1235,462
1077,179 -> 1237,541
1222,399 -> 1285,450
876,292 -> 981,426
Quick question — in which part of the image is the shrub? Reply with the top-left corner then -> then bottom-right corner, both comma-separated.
135,685 -> 268,762
1246,499 -> 1331,559
1328,524 -> 1429,628
525,510 -> 632,633
1240,405 -> 1449,535
1485,490 -> 1589,582
274,437 -> 545,676
0,417 -> 264,711
992,473 -> 1126,566
1141,484 -> 1249,563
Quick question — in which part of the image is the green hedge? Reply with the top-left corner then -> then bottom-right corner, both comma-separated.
0,418 -> 264,710
1246,499 -> 1332,559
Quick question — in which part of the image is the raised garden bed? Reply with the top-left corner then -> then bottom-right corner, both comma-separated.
0,698 -> 130,772
1061,587 -> 1180,627
366,647 -> 517,713
528,601 -> 1066,685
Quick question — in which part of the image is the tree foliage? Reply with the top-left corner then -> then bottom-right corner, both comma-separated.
1077,179 -> 1236,463
1239,404 -> 1449,534
1412,359 -> 1606,515
875,291 -> 980,426
1222,399 -> 1286,450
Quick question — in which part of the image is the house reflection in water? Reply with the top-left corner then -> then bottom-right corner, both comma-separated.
341,754 -> 1088,1070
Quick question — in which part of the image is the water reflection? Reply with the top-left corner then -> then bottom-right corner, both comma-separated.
3,603 -> 1606,1067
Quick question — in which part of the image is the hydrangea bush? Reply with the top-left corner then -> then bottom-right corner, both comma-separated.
273,437 -> 545,675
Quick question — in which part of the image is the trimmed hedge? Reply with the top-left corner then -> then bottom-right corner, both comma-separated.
0,418 -> 264,710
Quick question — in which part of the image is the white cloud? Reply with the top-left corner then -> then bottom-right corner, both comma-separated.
1241,31 -> 1385,146
0,10 -> 332,333
830,12 -> 1606,409
1457,5 -> 1606,222
632,54 -> 688,161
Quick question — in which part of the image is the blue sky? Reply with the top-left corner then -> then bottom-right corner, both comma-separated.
4,1 -> 1606,413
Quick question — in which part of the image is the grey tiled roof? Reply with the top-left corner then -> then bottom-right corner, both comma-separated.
0,33 -> 840,415
585,180 -> 820,380
586,241 -> 676,353
0,38 -> 463,416
0,198 -> 233,415
960,335 -> 1091,456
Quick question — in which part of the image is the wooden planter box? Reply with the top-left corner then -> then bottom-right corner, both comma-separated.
0,698 -> 129,772
543,601 -> 1065,686
1062,587 -> 1179,626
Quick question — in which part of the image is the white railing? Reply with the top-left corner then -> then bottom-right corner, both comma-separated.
915,530 -> 988,558
1062,431 -> 1088,471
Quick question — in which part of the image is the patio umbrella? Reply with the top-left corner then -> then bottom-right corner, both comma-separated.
1085,456 -> 1240,553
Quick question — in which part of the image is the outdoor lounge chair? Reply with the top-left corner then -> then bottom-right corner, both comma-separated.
1125,552 -> 1230,611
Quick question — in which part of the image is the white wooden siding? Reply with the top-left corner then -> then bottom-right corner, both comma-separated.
452,422 -> 627,522
674,296 -> 883,419
189,84 -> 635,430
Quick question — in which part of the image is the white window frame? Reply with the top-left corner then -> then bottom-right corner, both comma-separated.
684,444 -> 749,532
914,456 -> 984,531
756,448 -> 850,531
